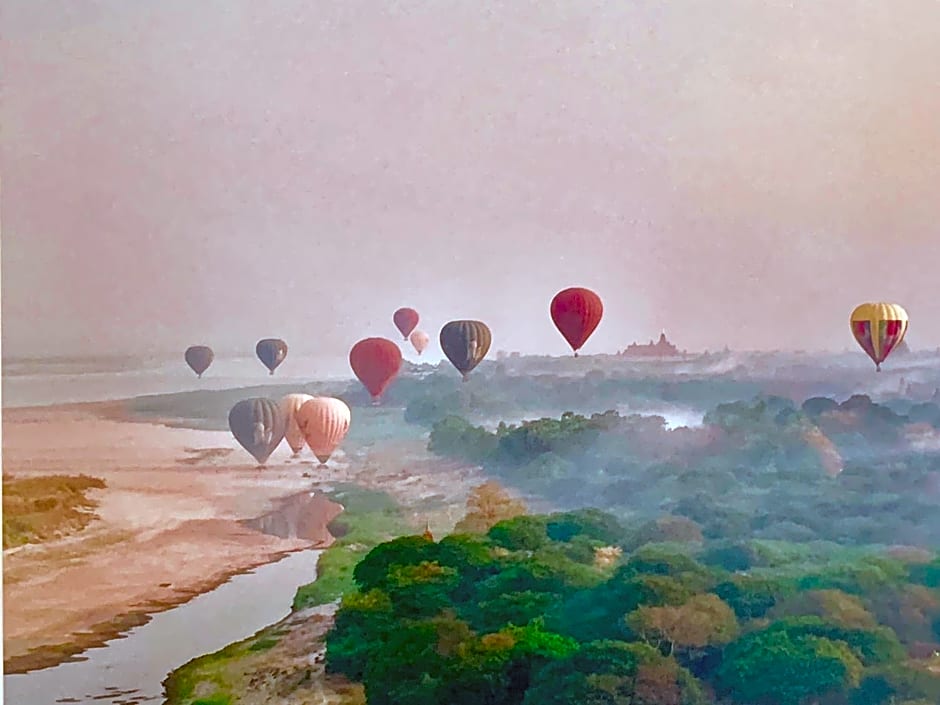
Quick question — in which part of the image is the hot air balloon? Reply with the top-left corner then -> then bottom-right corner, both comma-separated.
256,338 -> 288,375
393,308 -> 420,340
550,287 -> 604,357
850,303 -> 909,371
279,393 -> 314,456
228,398 -> 286,466
184,345 -> 214,378
349,337 -> 402,403
440,320 -> 491,381
409,330 -> 430,355
296,397 -> 351,465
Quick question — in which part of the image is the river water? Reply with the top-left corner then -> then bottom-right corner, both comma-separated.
3,548 -> 323,705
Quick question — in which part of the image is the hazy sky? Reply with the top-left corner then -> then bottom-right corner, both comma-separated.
4,1 -> 940,360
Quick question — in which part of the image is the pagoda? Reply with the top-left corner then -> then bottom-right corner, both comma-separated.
619,330 -> 683,358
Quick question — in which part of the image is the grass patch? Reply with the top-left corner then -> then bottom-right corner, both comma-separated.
162,633 -> 245,704
2,474 -> 106,549
292,484 -> 411,610
246,636 -> 279,652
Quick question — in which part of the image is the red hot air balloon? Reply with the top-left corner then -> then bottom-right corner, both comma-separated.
349,337 -> 403,403
393,308 -> 420,340
551,287 -> 604,357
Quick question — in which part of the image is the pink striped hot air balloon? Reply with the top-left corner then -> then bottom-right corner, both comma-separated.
296,397 -> 351,466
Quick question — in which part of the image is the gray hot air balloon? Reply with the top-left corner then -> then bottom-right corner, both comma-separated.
440,320 -> 492,381
228,398 -> 286,466
185,345 -> 214,378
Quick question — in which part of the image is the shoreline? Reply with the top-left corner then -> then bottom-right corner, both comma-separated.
4,542 -> 320,675
2,401 -> 346,674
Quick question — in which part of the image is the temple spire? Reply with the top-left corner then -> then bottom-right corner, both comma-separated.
422,519 -> 434,541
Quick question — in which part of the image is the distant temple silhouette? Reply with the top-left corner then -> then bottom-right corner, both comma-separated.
619,330 -> 685,358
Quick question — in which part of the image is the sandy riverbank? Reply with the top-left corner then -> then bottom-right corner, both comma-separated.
2,404 -> 343,674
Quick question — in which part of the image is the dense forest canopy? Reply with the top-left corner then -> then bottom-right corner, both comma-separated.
326,509 -> 940,705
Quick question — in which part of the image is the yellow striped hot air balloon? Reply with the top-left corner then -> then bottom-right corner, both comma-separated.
849,302 -> 909,371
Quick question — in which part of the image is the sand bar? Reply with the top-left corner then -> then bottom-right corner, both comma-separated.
3,404 -> 342,673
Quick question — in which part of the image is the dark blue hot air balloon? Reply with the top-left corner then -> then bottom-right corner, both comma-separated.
256,338 -> 288,375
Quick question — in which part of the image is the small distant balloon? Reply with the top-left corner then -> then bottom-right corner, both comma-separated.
409,329 -> 430,355
256,338 -> 288,375
393,308 -> 420,340
850,302 -> 909,371
550,287 -> 604,357
349,337 -> 403,402
296,397 -> 351,465
228,398 -> 286,466
279,393 -> 314,455
440,320 -> 492,381
184,345 -> 214,378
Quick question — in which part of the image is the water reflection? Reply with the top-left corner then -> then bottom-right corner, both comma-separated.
241,488 -> 344,543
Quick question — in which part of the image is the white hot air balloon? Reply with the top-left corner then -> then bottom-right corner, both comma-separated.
409,329 -> 430,355
279,393 -> 314,456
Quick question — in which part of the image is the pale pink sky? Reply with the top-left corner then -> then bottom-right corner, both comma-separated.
3,1 -> 939,359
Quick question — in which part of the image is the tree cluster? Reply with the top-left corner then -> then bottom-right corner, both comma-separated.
426,395 -> 940,548
326,510 -> 940,704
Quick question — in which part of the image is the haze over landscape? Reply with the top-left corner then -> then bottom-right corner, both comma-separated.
7,4 -> 940,705
4,0 -> 940,361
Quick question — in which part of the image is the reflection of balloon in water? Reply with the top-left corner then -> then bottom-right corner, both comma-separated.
184,345 -> 214,378
850,303 -> 909,371
349,338 -> 403,402
393,308 -> 420,340
440,320 -> 492,381
550,287 -> 604,357
296,397 -> 351,465
228,398 -> 286,465
256,338 -> 288,375
279,393 -> 314,455
409,330 -> 430,355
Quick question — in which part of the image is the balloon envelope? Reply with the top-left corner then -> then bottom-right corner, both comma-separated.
440,320 -> 492,380
393,308 -> 420,340
256,338 -> 288,375
349,337 -> 403,400
184,345 -> 214,377
850,302 -> 909,371
297,397 -> 351,464
228,398 -> 286,465
279,393 -> 314,454
550,287 -> 604,355
409,330 -> 430,355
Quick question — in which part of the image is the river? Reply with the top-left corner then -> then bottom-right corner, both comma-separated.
3,548 -> 323,705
